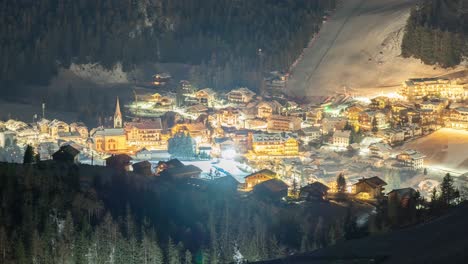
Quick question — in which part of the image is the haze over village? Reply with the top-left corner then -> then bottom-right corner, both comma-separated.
0,0 -> 467,263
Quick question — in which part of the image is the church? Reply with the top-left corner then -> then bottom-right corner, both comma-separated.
90,97 -> 127,153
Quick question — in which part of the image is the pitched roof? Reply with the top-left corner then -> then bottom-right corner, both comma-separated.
300,182 -> 330,193
132,160 -> 152,170
387,187 -> 417,197
53,144 -> 80,157
105,154 -> 132,162
92,128 -> 125,137
355,176 -> 387,188
255,179 -> 288,192
245,169 -> 276,179
125,119 -> 162,130
161,165 -> 202,178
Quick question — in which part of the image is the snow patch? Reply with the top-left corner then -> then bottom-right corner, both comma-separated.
69,63 -> 128,84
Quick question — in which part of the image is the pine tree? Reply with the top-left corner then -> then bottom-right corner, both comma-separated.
167,237 -> 180,264
440,173 -> 460,207
23,145 -> 34,164
184,250 -> 192,264
336,172 -> 346,193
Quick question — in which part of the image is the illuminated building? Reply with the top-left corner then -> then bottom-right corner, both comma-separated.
125,119 -> 163,148
145,93 -> 174,106
251,133 -> 299,156
216,108 -> 241,127
91,128 -> 127,153
368,142 -> 392,159
243,169 -> 277,190
0,130 -> 16,148
226,87 -> 256,103
332,130 -> 350,148
396,149 -> 425,170
353,176 -> 387,200
37,119 -> 51,134
267,115 -> 302,132
321,117 -> 347,134
358,110 -> 388,131
256,101 -> 282,119
171,122 -> 210,143
195,88 -> 217,106
380,128 -> 405,145
345,105 -> 365,126
48,119 -> 70,138
370,96 -> 390,109
444,107 -> 468,130
305,107 -> 323,124
399,78 -> 467,101
301,126 -> 322,142
70,122 -> 89,139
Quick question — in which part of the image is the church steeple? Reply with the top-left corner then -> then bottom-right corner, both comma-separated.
114,97 -> 122,128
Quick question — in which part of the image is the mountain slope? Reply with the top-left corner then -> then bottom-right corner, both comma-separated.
254,203 -> 468,263
286,0 -> 466,97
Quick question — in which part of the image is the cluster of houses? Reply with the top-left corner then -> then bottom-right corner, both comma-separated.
0,77 -> 466,199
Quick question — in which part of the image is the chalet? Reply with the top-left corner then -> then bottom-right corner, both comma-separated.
253,179 -> 289,200
267,115 -> 302,132
243,169 -> 277,190
368,142 -> 392,159
353,176 -> 387,200
299,182 -> 330,201
332,130 -> 351,148
52,145 -> 80,163
226,87 -> 256,103
445,107 -> 468,130
160,164 -> 202,179
256,101 -> 282,119
301,126 -> 322,142
388,188 -> 418,209
396,149 -> 425,170
380,128 -> 405,145
132,160 -> 153,176
345,105 -> 365,125
195,88 -> 217,106
105,154 -> 132,172
321,117 -> 347,134
358,110 -> 388,131
69,122 -> 89,139
216,108 -> 241,127
48,119 -> 70,138
306,106 -> 324,124
171,122 -> 209,143
186,104 -> 209,114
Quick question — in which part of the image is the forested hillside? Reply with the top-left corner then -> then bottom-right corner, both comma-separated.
0,161 -> 355,264
401,0 -> 468,67
0,0 -> 335,91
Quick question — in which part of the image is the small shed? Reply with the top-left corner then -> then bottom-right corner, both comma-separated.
299,182 -> 330,201
132,160 -> 153,176
105,154 -> 132,172
253,179 -> 288,201
160,164 -> 202,180
52,145 -> 80,163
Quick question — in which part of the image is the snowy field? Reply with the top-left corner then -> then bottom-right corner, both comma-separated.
287,0 -> 466,97
397,128 -> 468,174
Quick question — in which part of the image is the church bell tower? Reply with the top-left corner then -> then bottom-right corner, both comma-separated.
114,97 -> 123,128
